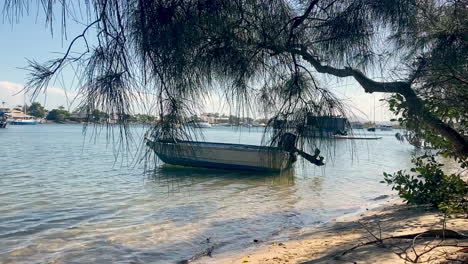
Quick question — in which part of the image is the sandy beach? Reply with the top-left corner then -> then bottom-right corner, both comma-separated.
196,201 -> 467,264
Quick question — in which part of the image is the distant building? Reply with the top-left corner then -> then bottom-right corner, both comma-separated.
215,117 -> 230,124
200,114 -> 215,124
200,114 -> 230,125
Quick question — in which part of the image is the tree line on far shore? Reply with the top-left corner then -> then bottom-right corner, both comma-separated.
13,102 -> 267,125
13,102 -> 152,123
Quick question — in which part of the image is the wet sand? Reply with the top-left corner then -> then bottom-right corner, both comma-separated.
197,201 -> 467,264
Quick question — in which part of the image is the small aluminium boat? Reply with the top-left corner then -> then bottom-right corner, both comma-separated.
146,139 -> 296,171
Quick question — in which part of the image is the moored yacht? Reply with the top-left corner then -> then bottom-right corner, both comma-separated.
7,110 -> 40,125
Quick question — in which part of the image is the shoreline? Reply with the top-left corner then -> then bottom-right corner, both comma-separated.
195,200 -> 467,264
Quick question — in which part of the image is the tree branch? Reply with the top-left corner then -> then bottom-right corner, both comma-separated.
263,44 -> 468,157
290,0 -> 320,31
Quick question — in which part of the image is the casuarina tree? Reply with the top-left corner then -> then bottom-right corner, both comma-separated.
27,102 -> 47,118
3,0 -> 467,163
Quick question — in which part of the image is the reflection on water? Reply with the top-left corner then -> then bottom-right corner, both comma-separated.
0,125 -> 415,263
149,165 -> 297,193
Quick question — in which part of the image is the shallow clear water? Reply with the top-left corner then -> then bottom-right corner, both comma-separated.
0,124 -> 415,263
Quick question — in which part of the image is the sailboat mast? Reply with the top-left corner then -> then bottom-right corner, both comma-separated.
373,94 -> 375,124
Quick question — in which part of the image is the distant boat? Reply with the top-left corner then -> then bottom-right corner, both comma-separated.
7,110 -> 39,125
9,119 -> 40,125
368,95 -> 377,132
146,139 -> 296,171
379,125 -> 393,131
333,135 -> 382,140
274,115 -> 349,138
187,122 -> 212,128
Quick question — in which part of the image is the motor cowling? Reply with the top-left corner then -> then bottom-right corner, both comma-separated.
278,133 -> 297,153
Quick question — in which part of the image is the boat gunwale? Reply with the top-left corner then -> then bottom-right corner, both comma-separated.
150,139 -> 287,152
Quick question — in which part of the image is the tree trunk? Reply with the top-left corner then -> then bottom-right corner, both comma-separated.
265,44 -> 468,157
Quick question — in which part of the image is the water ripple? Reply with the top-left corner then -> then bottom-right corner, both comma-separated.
0,125 -> 414,263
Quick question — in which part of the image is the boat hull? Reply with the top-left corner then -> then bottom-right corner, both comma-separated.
147,140 -> 294,171
9,120 -> 39,125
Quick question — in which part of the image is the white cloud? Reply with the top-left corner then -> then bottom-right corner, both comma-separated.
0,81 -> 23,93
0,81 -> 80,110
0,81 -> 26,107
0,80 -> 396,121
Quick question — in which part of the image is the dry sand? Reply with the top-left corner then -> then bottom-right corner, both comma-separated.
195,201 -> 467,264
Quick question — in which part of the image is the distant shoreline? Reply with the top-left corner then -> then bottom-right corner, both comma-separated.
38,121 -> 268,127
41,120 -> 82,124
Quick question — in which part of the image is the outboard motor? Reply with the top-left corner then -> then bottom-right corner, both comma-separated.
278,132 -> 298,163
278,132 -> 325,166
278,133 -> 297,153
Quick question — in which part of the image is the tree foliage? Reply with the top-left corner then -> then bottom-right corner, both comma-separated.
2,0 -> 467,163
132,114 -> 157,124
27,102 -> 46,118
46,109 -> 71,122
384,154 -> 468,214
385,1 -> 468,163
89,109 -> 109,122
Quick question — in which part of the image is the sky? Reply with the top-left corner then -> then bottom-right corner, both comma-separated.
0,4 -> 393,121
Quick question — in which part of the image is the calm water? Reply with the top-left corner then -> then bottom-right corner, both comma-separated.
0,124 -> 415,264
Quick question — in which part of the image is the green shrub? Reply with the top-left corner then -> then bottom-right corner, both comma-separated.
46,109 -> 71,122
384,154 -> 467,214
